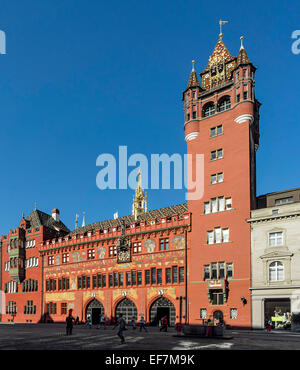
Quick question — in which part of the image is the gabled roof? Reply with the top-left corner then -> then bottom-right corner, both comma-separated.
69,203 -> 188,236
26,209 -> 70,234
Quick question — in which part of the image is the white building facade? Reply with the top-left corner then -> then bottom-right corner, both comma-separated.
249,188 -> 300,329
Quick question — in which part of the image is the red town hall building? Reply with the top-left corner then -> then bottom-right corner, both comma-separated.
0,32 -> 260,328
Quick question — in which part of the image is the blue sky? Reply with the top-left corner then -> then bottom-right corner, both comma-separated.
0,0 -> 299,234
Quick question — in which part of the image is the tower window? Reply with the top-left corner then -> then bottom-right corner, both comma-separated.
218,96 -> 231,112
202,102 -> 215,118
192,111 -> 197,119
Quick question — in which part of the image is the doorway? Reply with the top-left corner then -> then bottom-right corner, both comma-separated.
85,299 -> 104,324
149,297 -> 176,326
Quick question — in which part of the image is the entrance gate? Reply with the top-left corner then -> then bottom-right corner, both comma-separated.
149,297 -> 176,326
115,298 -> 137,324
85,299 -> 104,325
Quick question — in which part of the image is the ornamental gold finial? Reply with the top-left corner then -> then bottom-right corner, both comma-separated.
192,60 -> 195,71
240,36 -> 244,50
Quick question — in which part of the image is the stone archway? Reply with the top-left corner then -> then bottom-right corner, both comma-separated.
149,297 -> 176,326
115,298 -> 137,324
213,310 -> 223,323
85,298 -> 104,325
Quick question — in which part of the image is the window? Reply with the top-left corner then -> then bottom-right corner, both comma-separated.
109,274 -> 113,287
215,228 -> 222,244
86,276 -> 90,289
126,272 -> 131,286
275,197 -> 293,205
225,197 -> 232,210
269,232 -> 283,247
243,84 -> 248,100
211,290 -> 224,305
207,231 -> 214,245
24,301 -> 36,315
200,309 -> 207,319
157,269 -> 162,284
131,271 -> 136,286
226,263 -> 233,280
114,272 -> 118,287
172,266 -> 178,283
88,249 -> 95,260
92,275 -> 97,289
269,261 -> 284,282
192,111 -> 197,119
145,270 -> 150,285
211,173 -> 223,185
211,263 -> 217,279
179,267 -> 185,283
203,102 -> 215,118
218,96 -> 231,112
137,271 -> 142,285
133,242 -> 141,254
102,275 -> 106,288
210,125 -> 223,137
210,149 -> 223,161
61,303 -> 67,315
204,265 -> 210,280
222,229 -> 229,243
205,196 -> 229,214
97,274 -> 102,288
159,238 -> 169,251
77,277 -> 82,289
230,308 -> 238,319
119,273 -> 124,287
109,246 -> 117,257
48,256 -> 54,266
166,268 -> 172,284
151,268 -> 157,284
204,262 -> 233,280
207,228 -> 230,244
62,253 -> 69,264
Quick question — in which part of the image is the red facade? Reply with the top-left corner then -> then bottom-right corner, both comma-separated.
0,34 -> 260,328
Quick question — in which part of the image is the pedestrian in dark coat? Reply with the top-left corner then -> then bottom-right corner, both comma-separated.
66,313 -> 75,335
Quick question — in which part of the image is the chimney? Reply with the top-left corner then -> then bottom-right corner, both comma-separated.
52,208 -> 60,222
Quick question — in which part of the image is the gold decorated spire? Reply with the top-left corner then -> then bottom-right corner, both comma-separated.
132,169 -> 147,220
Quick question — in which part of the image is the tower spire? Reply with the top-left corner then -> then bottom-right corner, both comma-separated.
186,60 -> 200,89
82,212 -> 86,227
132,169 -> 147,220
237,36 -> 250,65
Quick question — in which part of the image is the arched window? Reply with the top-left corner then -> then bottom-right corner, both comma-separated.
269,261 -> 284,282
202,102 -> 215,118
218,96 -> 231,112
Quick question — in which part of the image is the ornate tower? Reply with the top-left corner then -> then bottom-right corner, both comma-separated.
184,30 -> 260,327
132,170 -> 148,220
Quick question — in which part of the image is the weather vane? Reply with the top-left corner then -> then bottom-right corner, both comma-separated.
219,20 -> 228,39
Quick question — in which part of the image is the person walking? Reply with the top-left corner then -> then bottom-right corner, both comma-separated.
159,316 -> 168,332
66,312 -> 75,336
131,316 -> 136,330
205,319 -> 214,337
114,313 -> 127,344
86,314 -> 92,329
139,316 -> 148,332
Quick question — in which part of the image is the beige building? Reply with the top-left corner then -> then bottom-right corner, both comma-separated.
249,188 -> 300,329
